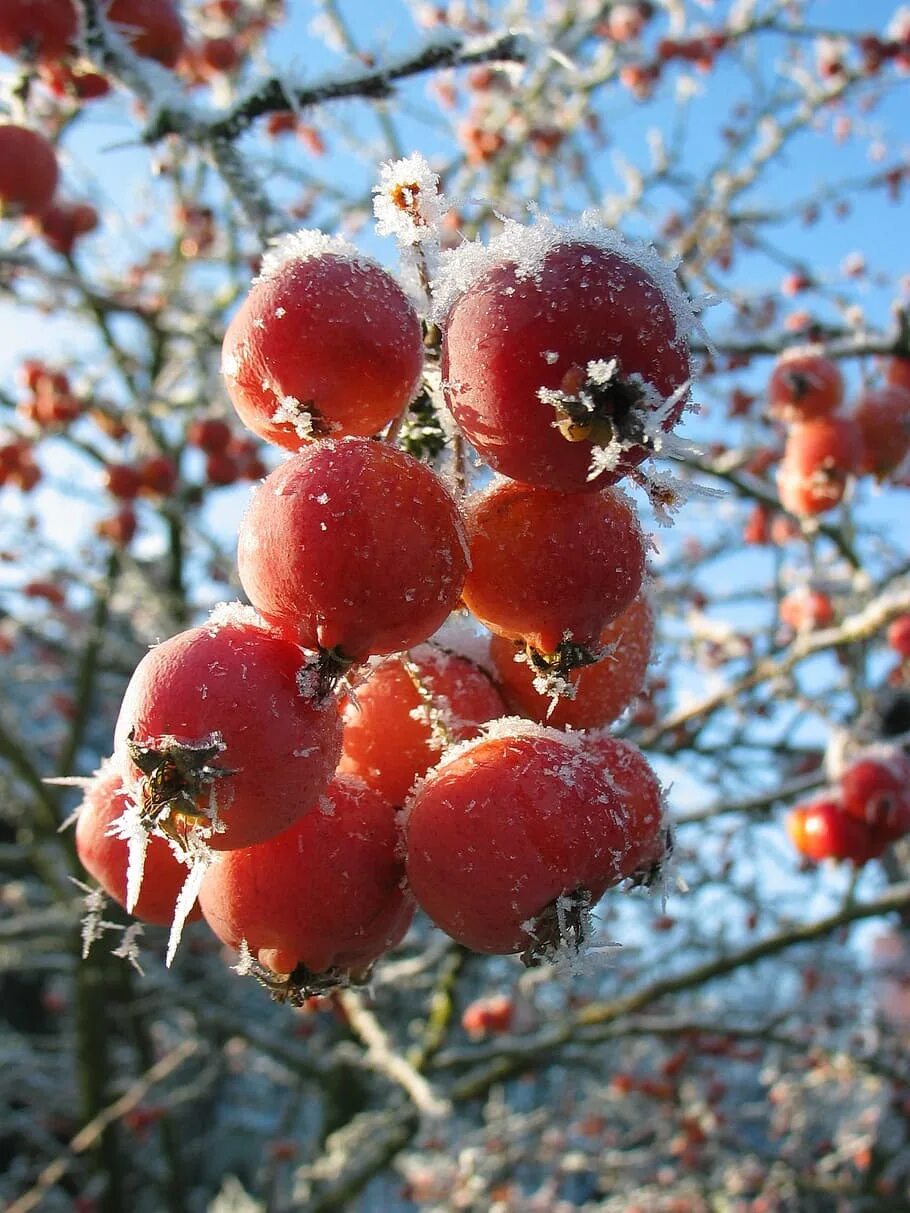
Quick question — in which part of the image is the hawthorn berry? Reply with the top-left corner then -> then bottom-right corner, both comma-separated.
778,588 -> 835,632
776,416 -> 860,516
462,994 -> 514,1038
75,760 -> 202,927
0,126 -> 58,217
768,349 -> 843,422
188,417 -> 233,454
237,438 -> 468,668
786,797 -> 891,865
198,774 -> 414,999
33,200 -> 98,256
461,478 -> 645,662
854,385 -> 910,479
0,0 -> 78,61
103,463 -> 142,501
113,609 -> 343,851
338,644 -> 506,805
403,724 -> 636,959
137,454 -> 178,497
585,732 -> 667,882
490,590 -> 654,730
839,753 -> 910,837
438,218 -> 694,493
105,0 -> 184,67
222,231 -> 424,450
887,614 -> 910,659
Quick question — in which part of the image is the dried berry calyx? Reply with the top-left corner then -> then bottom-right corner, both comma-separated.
542,360 -> 656,449
520,888 -> 592,968
241,950 -> 373,1007
525,635 -> 605,686
126,728 -> 235,848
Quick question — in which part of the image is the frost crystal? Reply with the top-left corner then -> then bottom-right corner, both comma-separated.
206,601 -> 263,632
256,229 -> 368,284
78,882 -> 112,959
112,924 -> 146,975
233,938 -> 256,977
272,394 -> 318,441
106,791 -> 149,914
373,153 -> 447,247
166,840 -> 215,968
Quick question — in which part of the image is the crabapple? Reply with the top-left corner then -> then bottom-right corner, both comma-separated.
103,463 -> 142,501
34,200 -> 98,256
776,416 -> 860,516
462,994 -> 514,1038
854,385 -> 910,478
0,0 -> 77,61
461,478 -> 645,659
439,224 -> 692,493
768,349 -> 843,421
222,232 -> 423,450
584,732 -> 667,882
105,0 -> 184,67
237,438 -> 468,666
75,761 -> 201,927
338,644 -> 506,805
786,797 -> 891,865
403,724 -> 636,958
137,454 -> 178,496
188,417 -> 232,454
113,610 -> 343,851
887,614 -> 910,659
489,590 -> 654,729
839,754 -> 910,837
198,774 -> 414,984
0,126 -> 58,217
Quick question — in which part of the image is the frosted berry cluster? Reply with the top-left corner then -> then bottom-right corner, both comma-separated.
75,167 -> 700,1002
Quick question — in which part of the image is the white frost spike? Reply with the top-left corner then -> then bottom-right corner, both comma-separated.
373,153 -> 448,247
233,938 -> 256,976
112,924 -> 145,975
73,880 -> 114,959
166,842 -> 215,968
106,795 -> 149,914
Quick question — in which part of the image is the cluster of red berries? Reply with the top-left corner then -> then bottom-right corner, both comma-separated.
773,348 -> 910,517
787,748 -> 910,866
72,198 -> 698,1000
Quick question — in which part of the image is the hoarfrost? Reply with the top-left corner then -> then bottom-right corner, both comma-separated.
112,924 -> 145,975
257,229 -> 369,284
373,152 -> 447,247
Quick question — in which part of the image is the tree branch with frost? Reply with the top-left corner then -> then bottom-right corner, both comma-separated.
143,30 -> 529,143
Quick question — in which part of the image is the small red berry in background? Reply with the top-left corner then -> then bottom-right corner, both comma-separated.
113,611 -> 343,851
96,507 -> 138,547
887,614 -> 910,659
103,463 -> 142,501
439,222 -> 693,493
0,0 -> 78,62
188,417 -> 233,454
338,645 -> 506,806
886,356 -> 910,394
490,590 -> 654,730
137,454 -> 178,497
204,451 -> 240,486
0,126 -> 59,217
404,726 -> 652,958
768,349 -> 843,422
105,0 -> 185,68
776,416 -> 860,516
198,774 -> 414,979
237,438 -> 468,663
786,797 -> 894,866
778,588 -> 835,632
854,385 -> 910,479
75,761 -> 202,927
461,479 -> 645,658
839,753 -> 910,837
222,232 -> 424,449
462,994 -> 514,1038
33,201 -> 99,256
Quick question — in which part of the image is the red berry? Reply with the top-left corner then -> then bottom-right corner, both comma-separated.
439,225 -> 692,493
462,994 -> 514,1038
338,644 -> 506,805
188,417 -> 233,454
198,774 -> 414,977
222,233 -> 424,450
237,438 -> 468,662
199,35 -> 240,73
461,479 -> 645,656
75,761 -> 202,927
854,385 -> 910,478
886,356 -> 910,394
96,507 -> 138,547
103,463 -> 142,501
137,454 -> 178,496
778,588 -> 835,632
887,614 -> 910,659
106,0 -> 184,67
839,754 -> 910,837
204,450 -> 240,486
0,126 -> 58,217
0,0 -> 78,62
768,350 -> 843,421
113,611 -> 343,851
403,726 -> 636,957
776,417 -> 859,516
786,797 -> 891,865
585,732 -> 667,880
34,200 -> 98,255
490,590 -> 654,730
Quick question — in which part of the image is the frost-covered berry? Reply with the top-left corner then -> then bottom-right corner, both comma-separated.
437,216 -> 695,493
222,231 -> 424,450
237,438 -> 468,665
